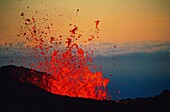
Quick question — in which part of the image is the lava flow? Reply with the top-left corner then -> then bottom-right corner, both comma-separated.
11,10 -> 110,100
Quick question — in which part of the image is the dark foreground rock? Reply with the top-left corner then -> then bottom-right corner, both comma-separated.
0,65 -> 170,112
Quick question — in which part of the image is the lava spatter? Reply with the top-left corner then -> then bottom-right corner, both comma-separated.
94,20 -> 100,31
12,9 -> 111,100
70,26 -> 78,35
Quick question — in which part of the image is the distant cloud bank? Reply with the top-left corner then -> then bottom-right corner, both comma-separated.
92,41 -> 170,56
1,41 -> 170,57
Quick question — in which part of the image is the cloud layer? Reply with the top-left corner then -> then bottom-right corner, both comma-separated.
1,41 -> 170,57
92,41 -> 170,56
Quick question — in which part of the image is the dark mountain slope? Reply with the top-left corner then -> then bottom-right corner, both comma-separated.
0,65 -> 170,112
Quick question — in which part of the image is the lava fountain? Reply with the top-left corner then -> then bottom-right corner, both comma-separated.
11,10 -> 110,100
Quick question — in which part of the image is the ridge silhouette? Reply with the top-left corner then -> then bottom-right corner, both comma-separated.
0,65 -> 170,112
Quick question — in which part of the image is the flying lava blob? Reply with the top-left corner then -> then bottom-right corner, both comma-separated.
10,9 -> 111,100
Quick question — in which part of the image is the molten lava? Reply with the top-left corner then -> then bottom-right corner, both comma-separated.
10,10 -> 110,100
29,43 -> 110,100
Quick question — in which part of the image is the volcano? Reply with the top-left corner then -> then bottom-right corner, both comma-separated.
0,65 -> 170,112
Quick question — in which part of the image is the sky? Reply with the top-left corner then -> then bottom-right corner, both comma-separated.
0,0 -> 170,100
0,0 -> 170,44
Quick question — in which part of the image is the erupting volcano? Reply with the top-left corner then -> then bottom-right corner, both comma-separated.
9,9 -> 111,100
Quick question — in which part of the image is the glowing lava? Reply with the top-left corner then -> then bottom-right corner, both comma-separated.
12,10 -> 110,100
31,43 -> 110,100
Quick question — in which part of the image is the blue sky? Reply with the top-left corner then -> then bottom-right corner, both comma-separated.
92,41 -> 170,99
95,51 -> 170,99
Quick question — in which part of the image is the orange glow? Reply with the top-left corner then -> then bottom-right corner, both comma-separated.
1,0 -> 170,44
14,11 -> 110,100
19,42 -> 110,100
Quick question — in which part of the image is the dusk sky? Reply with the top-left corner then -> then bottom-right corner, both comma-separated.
1,0 -> 170,44
0,0 -> 170,100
